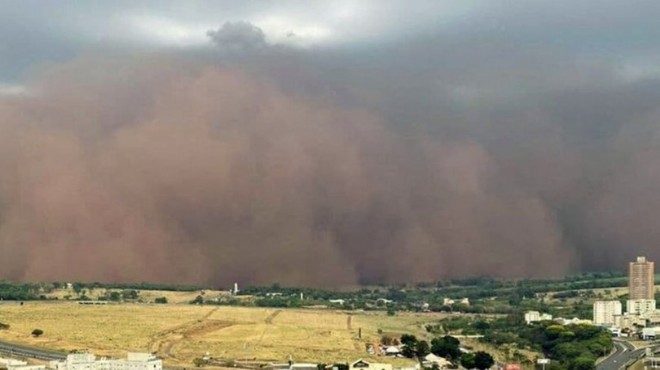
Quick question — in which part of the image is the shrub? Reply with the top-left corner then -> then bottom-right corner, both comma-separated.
155,297 -> 168,304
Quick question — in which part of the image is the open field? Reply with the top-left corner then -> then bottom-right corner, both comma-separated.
0,302 -> 449,366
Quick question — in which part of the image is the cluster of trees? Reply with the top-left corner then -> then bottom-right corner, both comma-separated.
397,334 -> 494,370
98,289 -> 140,301
520,323 -> 611,370
466,316 -> 612,370
0,282 -> 40,300
432,314 -> 612,369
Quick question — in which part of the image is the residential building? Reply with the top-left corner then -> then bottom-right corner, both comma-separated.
629,256 -> 655,300
593,301 -> 622,326
524,311 -> 552,324
626,299 -> 656,316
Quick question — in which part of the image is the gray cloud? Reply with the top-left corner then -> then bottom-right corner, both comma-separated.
207,21 -> 268,50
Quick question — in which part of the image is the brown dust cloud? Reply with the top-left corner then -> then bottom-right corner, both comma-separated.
0,51 -> 659,287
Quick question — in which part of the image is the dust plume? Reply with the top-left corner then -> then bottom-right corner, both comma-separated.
0,49 -> 657,286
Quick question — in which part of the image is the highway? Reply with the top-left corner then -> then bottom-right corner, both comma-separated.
596,340 -> 657,370
0,340 -> 67,361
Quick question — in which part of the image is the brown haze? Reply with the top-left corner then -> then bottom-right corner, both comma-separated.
0,54 -> 658,286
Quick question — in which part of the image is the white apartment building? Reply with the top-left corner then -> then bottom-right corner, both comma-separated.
593,300 -> 622,326
626,299 -> 657,316
524,311 -> 553,324
49,353 -> 161,370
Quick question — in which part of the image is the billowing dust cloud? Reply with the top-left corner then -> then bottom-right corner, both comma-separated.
0,55 -> 654,286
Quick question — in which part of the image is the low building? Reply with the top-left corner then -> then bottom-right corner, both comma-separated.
524,311 -> 553,324
642,327 -> 659,340
350,359 -> 393,370
49,352 -> 162,370
423,354 -> 451,369
593,301 -> 622,326
0,358 -> 28,368
289,364 -> 317,370
384,346 -> 401,357
555,317 -> 593,326
8,365 -> 45,370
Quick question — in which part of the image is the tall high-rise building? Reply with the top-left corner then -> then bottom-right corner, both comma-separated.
593,300 -> 622,326
629,256 -> 655,300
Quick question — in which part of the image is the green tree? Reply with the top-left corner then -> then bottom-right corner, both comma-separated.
416,340 -> 431,359
122,290 -> 139,300
154,297 -> 168,304
31,328 -> 44,337
474,351 -> 494,370
570,356 -> 595,370
460,353 -> 476,369
401,334 -> 418,358
431,336 -> 461,360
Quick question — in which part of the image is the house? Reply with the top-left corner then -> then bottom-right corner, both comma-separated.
329,299 -> 346,305
384,346 -> 401,356
350,359 -> 393,370
423,354 -> 452,369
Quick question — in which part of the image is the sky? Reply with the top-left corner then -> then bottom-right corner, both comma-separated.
2,1 -> 660,286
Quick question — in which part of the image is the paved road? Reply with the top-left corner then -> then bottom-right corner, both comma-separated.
597,340 -> 651,370
0,340 -> 67,361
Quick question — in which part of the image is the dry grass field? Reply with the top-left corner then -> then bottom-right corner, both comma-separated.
0,302 -> 447,367
44,288 -> 229,304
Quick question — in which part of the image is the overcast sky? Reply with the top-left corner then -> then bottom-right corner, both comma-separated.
2,1 -> 660,82
3,1 -> 660,284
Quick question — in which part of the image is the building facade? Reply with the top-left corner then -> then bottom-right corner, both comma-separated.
593,300 -> 622,326
49,353 -> 162,370
629,256 -> 655,300
627,299 -> 657,316
524,311 -> 553,324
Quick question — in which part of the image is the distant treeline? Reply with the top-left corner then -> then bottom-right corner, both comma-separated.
0,272 -> 633,310
63,281 -> 207,292
0,281 -> 207,301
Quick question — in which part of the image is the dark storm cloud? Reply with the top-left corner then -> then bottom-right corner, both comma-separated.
207,22 -> 268,50
1,1 -> 660,285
